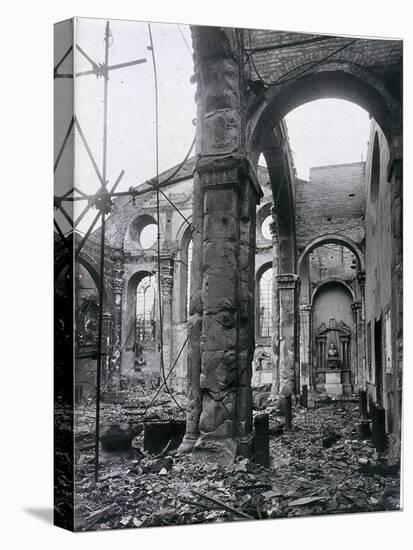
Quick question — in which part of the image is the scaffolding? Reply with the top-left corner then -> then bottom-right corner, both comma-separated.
54,20 -> 193,481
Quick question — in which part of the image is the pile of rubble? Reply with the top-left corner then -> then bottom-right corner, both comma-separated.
73,397 -> 400,531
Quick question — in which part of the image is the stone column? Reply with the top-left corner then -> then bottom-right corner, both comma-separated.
179,26 -> 262,459
388,155 -> 402,462
270,209 -> 280,395
299,305 -> 312,389
357,270 -> 366,390
110,252 -> 125,387
351,301 -> 362,390
195,157 -> 260,458
159,253 -> 175,385
277,273 -> 300,397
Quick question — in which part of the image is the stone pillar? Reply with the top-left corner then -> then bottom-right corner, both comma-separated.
277,274 -> 300,397
159,253 -> 175,385
388,155 -> 402,462
110,252 -> 125,387
270,209 -> 280,395
299,305 -> 312,389
357,270 -> 366,390
351,301 -> 363,391
179,26 -> 262,459
195,158 -> 260,458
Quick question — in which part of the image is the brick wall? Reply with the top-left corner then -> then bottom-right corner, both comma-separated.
245,30 -> 401,91
296,162 -> 366,250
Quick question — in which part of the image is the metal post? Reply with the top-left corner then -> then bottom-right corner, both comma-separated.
94,21 -> 110,483
102,21 -> 110,186
94,211 -> 106,482
148,23 -> 166,387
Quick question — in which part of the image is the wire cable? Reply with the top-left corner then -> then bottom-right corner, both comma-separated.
247,36 -> 358,88
148,23 -> 175,398
177,24 -> 192,56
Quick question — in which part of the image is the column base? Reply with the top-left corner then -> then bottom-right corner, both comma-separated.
177,435 -> 198,454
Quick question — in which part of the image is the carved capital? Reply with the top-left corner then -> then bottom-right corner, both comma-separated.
356,271 -> 366,287
196,154 -> 262,200
111,256 -> 125,296
276,273 -> 299,290
160,254 -> 175,301
351,301 -> 362,312
300,304 -> 312,313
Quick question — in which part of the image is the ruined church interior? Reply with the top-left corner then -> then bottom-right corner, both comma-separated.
54,22 -> 402,529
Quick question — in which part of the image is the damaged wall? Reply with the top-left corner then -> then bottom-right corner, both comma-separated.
364,120 -> 402,460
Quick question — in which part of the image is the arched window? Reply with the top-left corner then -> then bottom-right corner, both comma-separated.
370,132 -> 380,204
261,215 -> 272,240
186,239 -> 193,319
136,275 -> 156,341
258,268 -> 273,337
370,132 -> 380,228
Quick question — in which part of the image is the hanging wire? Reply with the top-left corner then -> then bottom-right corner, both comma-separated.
246,33 -> 358,88
177,24 -> 192,56
147,23 -> 171,395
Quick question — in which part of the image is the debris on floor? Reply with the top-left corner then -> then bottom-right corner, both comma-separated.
73,397 -> 400,531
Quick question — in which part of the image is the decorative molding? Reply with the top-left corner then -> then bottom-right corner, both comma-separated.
111,258 -> 125,295
356,271 -> 366,286
160,254 -> 175,301
315,318 -> 351,337
276,273 -> 299,290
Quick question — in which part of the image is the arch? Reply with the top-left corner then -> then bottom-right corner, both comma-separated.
124,213 -> 158,252
311,278 -> 355,304
256,202 -> 273,241
369,132 -> 381,228
255,261 -> 273,339
258,125 -> 297,273
176,222 -> 194,322
248,61 -> 400,160
312,280 -> 354,375
54,255 -> 109,308
135,274 -> 157,342
124,269 -> 154,349
297,234 -> 364,274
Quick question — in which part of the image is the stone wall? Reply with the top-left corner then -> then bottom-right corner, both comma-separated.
364,120 -> 401,458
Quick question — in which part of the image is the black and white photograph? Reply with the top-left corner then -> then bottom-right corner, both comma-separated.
53,15 -> 404,532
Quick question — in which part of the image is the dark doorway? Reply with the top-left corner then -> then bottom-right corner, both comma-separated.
374,317 -> 383,405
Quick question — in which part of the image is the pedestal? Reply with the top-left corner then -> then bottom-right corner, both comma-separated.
324,370 -> 343,396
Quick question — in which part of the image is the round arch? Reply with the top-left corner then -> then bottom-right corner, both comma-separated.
124,269 -> 155,349
311,278 -> 355,304
123,213 -> 158,252
297,234 -> 365,274
54,255 -> 110,308
256,202 -> 273,241
177,222 -> 194,322
255,261 -> 273,339
248,62 -> 401,162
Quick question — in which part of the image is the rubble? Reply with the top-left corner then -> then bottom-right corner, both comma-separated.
73,396 -> 400,531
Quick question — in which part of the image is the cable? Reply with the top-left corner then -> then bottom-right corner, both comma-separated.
177,24 -> 192,56
142,334 -> 189,416
148,23 -> 174,399
247,37 -> 358,88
